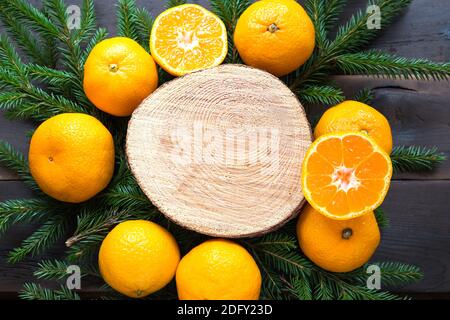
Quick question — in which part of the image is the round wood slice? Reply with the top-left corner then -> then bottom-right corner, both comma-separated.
126,65 -> 312,238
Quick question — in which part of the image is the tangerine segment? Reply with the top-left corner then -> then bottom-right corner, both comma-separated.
302,132 -> 392,220
150,4 -> 228,76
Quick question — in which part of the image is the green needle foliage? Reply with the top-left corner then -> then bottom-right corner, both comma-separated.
353,88 -> 375,104
166,0 -> 187,8
19,283 -> 80,300
8,214 -> 69,263
374,207 -> 389,229
336,50 -> 450,80
297,85 -> 345,106
0,141 -> 39,191
391,146 -> 446,173
0,0 -> 443,300
34,259 -> 73,280
210,0 -> 250,63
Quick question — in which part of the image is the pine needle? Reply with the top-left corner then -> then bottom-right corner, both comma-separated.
34,259 -> 72,280
8,214 -> 68,263
210,0 -> 251,63
116,0 -> 140,42
391,146 -> 446,173
336,50 -> 450,81
19,283 -> 80,300
374,207 -> 390,229
297,85 -> 345,106
166,0 -> 187,8
0,141 -> 39,191
353,88 -> 375,104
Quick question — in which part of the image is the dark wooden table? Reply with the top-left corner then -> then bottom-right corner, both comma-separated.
0,0 -> 449,299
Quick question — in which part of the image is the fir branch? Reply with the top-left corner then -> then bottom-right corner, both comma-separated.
34,259 -> 72,280
0,92 -> 26,111
76,0 -> 97,42
0,198 -> 55,235
65,208 -> 152,248
0,9 -> 52,66
354,88 -> 375,104
210,0 -> 251,63
1,0 -> 60,38
305,0 -> 327,48
248,233 -> 298,251
321,0 -> 347,32
346,261 -> 422,289
116,0 -> 140,41
166,0 -> 187,8
0,34 -> 27,77
0,83 -> 87,121
26,64 -> 73,87
289,277 -> 313,300
103,180 -> 151,210
81,28 -> 108,65
391,146 -> 446,173
306,0 -> 346,48
8,214 -> 68,263
291,0 -> 413,89
19,283 -> 80,300
44,0 -> 84,81
101,158 -> 151,209
336,50 -> 450,81
313,268 -> 402,300
312,273 -> 334,300
135,8 -> 154,51
251,250 -> 285,300
66,235 -> 103,264
329,0 -> 412,55
0,141 -> 28,174
338,285 -> 401,300
249,245 -> 312,278
376,262 -> 423,288
374,207 -> 389,229
297,85 -> 345,106
0,141 -> 39,191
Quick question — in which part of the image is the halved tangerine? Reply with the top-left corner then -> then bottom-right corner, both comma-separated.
301,132 -> 392,220
150,4 -> 228,76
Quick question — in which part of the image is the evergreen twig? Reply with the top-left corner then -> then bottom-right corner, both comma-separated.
166,0 -> 187,8
291,0 -> 413,89
8,214 -> 68,263
19,283 -> 80,300
353,88 -> 375,104
116,0 -> 140,42
297,85 -> 345,106
336,50 -> 450,81
391,146 -> 446,173
0,198 -> 56,235
0,141 -> 39,191
34,259 -> 72,280
374,207 -> 389,229
210,0 -> 251,63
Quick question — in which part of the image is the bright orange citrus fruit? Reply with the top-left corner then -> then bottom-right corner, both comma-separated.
302,132 -> 392,220
297,204 -> 380,273
315,100 -> 393,154
234,0 -> 316,77
176,239 -> 261,300
99,220 -> 180,298
83,37 -> 158,117
29,113 -> 115,203
150,4 -> 228,76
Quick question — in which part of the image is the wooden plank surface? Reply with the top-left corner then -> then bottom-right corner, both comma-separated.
0,0 -> 449,296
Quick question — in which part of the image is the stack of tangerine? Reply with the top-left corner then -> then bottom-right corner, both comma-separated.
299,100 -> 393,273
